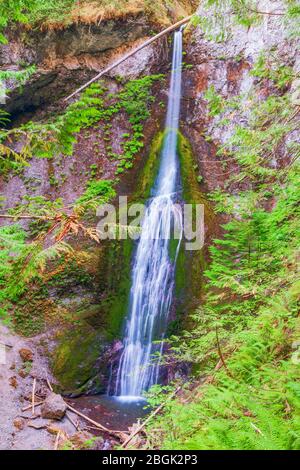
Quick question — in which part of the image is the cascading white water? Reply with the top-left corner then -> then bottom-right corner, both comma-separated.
115,30 -> 183,400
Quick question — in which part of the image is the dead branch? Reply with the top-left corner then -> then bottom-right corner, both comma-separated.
21,400 -> 44,412
215,327 -> 233,378
54,430 -> 61,450
28,422 -> 47,430
46,377 -> 53,392
64,15 -> 193,101
246,7 -> 285,16
250,422 -> 264,435
32,378 -> 36,415
20,413 -> 41,420
66,411 -> 80,431
121,386 -> 181,449
65,403 -> 127,440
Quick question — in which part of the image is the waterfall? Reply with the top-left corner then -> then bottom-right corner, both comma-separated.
114,29 -> 183,400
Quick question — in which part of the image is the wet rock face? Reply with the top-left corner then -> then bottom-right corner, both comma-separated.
0,16 -> 150,68
41,392 -> 66,420
5,68 -> 94,116
51,320 -> 110,397
1,15 -> 162,117
182,0 -> 299,193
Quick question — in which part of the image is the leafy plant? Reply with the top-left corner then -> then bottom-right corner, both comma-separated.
75,179 -> 116,209
204,85 -> 224,116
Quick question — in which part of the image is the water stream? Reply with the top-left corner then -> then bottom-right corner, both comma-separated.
114,29 -> 184,400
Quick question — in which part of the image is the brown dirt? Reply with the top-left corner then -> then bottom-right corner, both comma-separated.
0,323 -> 88,450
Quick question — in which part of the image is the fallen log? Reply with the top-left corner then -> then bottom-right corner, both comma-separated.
64,15 -> 193,102
65,403 -> 127,441
66,411 -> 79,431
121,386 -> 181,449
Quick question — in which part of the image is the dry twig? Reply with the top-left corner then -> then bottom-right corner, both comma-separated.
54,431 -> 61,451
21,400 -> 44,412
215,327 -> 233,378
121,386 -> 181,449
32,378 -> 36,415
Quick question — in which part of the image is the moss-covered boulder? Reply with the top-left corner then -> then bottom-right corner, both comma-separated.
51,305 -> 113,396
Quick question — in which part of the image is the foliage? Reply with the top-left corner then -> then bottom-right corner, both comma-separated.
75,179 -> 116,210
0,75 -> 162,176
143,162 -> 300,450
195,0 -> 300,41
0,109 -> 10,127
204,84 -> 224,116
250,52 -> 295,89
0,82 -> 106,174
116,75 -> 164,173
203,53 -> 299,186
0,66 -> 37,86
148,289 -> 300,450
7,195 -> 64,218
0,0 -> 74,42
142,5 -> 300,449
0,223 -> 73,322
0,0 -> 30,43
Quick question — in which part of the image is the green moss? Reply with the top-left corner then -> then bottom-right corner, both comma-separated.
134,131 -> 164,201
96,239 -> 134,340
170,132 -> 215,332
51,319 -> 107,396
14,306 -> 45,337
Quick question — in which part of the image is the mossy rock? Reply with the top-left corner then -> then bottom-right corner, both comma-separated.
134,131 -> 164,201
168,132 -> 216,333
51,319 -> 109,397
50,205 -> 136,395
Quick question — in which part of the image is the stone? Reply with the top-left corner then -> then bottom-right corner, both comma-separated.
13,417 -> 25,430
41,392 -> 66,420
70,431 -> 95,450
9,376 -> 18,388
19,348 -> 33,362
46,424 -> 68,441
46,423 -> 64,435
28,418 -> 49,429
18,368 -> 28,378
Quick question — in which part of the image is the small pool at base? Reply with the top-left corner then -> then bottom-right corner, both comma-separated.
69,394 -> 149,432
